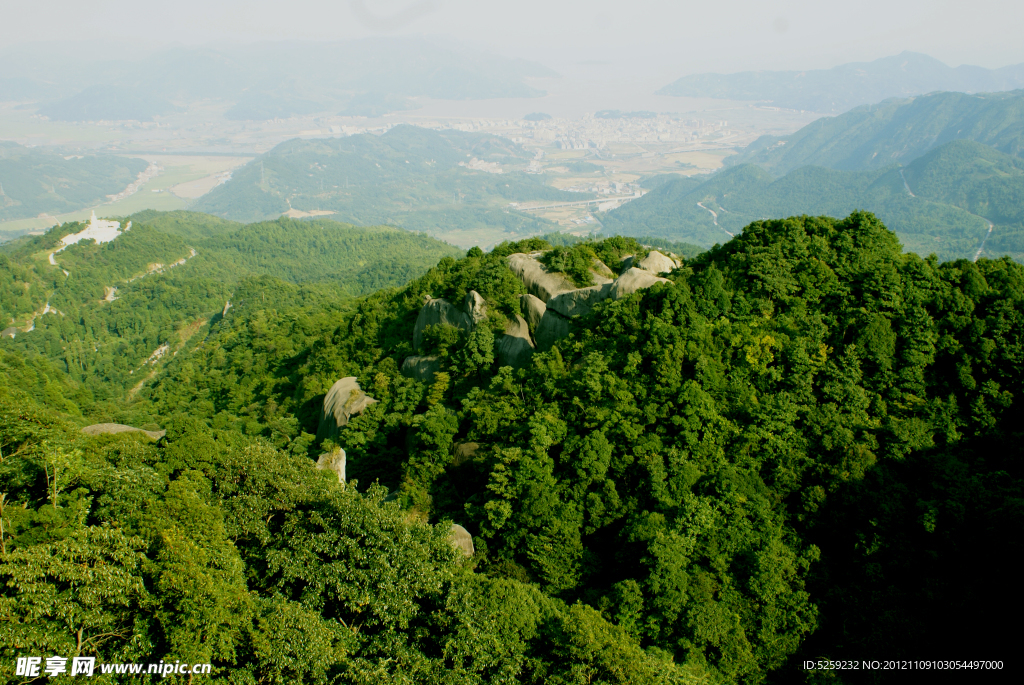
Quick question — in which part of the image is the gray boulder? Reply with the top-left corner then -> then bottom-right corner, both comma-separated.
401,355 -> 441,383
638,250 -> 677,274
590,258 -> 616,282
463,290 -> 487,324
497,315 -> 534,368
609,267 -> 672,300
547,282 -> 613,318
449,523 -> 475,557
82,423 -> 165,440
453,442 -> 481,466
316,377 -> 378,442
535,310 -> 571,351
520,294 -> 547,331
413,298 -> 473,350
507,253 -> 576,302
315,447 -> 347,485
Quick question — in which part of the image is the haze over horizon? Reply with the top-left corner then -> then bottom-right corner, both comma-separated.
4,0 -> 1024,80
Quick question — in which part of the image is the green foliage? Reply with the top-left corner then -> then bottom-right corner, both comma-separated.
194,126 -> 585,235
0,143 -> 148,222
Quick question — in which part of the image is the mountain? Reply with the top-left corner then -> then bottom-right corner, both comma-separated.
0,210 -> 462,399
3,216 -> 1020,682
0,143 -> 148,221
658,52 -> 1024,113
1,38 -> 557,120
38,84 -> 182,122
726,90 -> 1024,175
194,125 -> 583,245
602,139 -> 1024,261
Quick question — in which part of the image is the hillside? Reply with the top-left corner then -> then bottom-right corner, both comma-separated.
603,139 -> 1024,261
0,210 -> 462,401
658,51 -> 1024,113
194,125 -> 584,245
2,216 -> 1020,682
725,90 -> 1024,175
0,143 -> 148,221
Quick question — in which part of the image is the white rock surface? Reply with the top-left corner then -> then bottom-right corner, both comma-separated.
316,447 -> 347,485
547,282 -> 613,318
402,355 -> 441,383
506,253 -> 576,302
497,314 -> 534,368
609,268 -> 672,300
463,290 -> 487,324
638,250 -> 677,274
413,298 -> 473,350
317,377 -> 378,441
449,523 -> 475,557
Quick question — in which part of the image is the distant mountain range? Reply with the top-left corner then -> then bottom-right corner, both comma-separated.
658,52 -> 1024,113
194,125 -> 581,245
1,38 -> 557,121
727,90 -> 1024,175
604,137 -> 1024,261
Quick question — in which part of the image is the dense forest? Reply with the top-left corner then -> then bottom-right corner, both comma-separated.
2,210 -> 1020,682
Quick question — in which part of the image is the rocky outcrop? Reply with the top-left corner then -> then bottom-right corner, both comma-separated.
401,355 -> 441,383
535,310 -> 571,351
316,447 -> 346,484
1,327 -> 17,339
497,315 -> 534,368
609,268 -> 672,300
520,294 -> 547,331
591,258 -> 616,282
547,282 -> 613,318
453,442 -> 481,466
82,423 -> 165,440
316,377 -> 378,442
638,250 -> 677,274
464,290 -> 487,324
413,298 -> 473,350
449,523 -> 475,557
507,253 -> 576,302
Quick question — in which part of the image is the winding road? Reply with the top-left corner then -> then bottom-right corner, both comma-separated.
697,202 -> 734,237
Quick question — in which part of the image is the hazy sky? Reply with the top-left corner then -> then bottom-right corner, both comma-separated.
3,0 -> 1023,77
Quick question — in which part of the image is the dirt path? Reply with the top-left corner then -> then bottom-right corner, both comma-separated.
900,169 -> 916,197
697,202 -> 734,237
973,219 -> 995,262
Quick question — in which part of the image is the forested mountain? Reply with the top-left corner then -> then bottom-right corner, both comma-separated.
0,143 -> 148,221
658,51 -> 1024,113
603,138 -> 1024,261
726,89 -> 1024,175
2,215 -> 1021,682
4,38 -> 555,120
0,210 -> 462,401
194,125 -> 579,241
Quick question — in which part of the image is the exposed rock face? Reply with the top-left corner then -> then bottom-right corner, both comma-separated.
520,294 -> 547,331
452,442 -> 481,466
547,282 -> 613,318
413,298 -> 473,350
315,447 -> 347,484
401,355 -> 441,383
82,423 -> 165,440
506,253 -> 576,302
497,315 -> 534,368
449,523 -> 475,557
638,250 -> 677,274
590,258 -> 616,282
1,327 -> 17,339
535,310 -> 571,351
316,377 -> 378,442
463,290 -> 487,324
619,255 -> 636,272
610,267 -> 672,300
